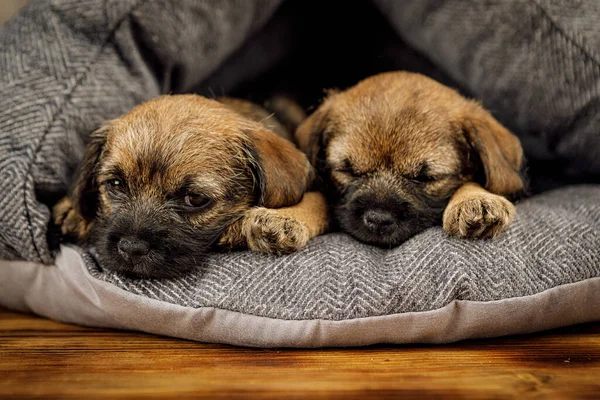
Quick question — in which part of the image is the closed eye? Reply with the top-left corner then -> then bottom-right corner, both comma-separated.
412,172 -> 435,183
408,162 -> 436,183
409,171 -> 455,184
336,158 -> 362,178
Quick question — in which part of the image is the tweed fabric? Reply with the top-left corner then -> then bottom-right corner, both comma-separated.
88,186 -> 600,320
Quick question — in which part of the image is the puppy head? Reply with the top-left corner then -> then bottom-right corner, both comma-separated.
296,72 -> 523,247
70,95 -> 312,278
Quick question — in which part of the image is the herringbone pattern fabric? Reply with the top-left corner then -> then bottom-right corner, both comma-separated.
90,186 -> 600,319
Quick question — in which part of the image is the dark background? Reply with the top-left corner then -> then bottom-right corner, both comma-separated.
195,0 -> 467,110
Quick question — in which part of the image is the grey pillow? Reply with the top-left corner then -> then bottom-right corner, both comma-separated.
1,0 -> 599,347
1,185 -> 599,347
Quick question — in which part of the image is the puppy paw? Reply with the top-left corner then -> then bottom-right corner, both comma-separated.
443,193 -> 515,239
243,208 -> 310,255
53,197 -> 91,240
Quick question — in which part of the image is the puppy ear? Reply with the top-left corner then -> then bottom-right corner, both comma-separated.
460,106 -> 524,195
71,123 -> 110,221
244,128 -> 314,208
295,108 -> 330,167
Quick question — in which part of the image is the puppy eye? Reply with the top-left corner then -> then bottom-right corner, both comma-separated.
184,193 -> 212,209
337,159 -> 361,178
411,173 -> 435,183
105,178 -> 125,192
409,163 -> 436,183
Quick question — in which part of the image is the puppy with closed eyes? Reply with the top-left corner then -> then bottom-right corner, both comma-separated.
54,95 -> 328,278
296,71 -> 525,247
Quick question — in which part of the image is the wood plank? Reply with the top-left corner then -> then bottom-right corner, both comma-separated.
1,308 -> 599,399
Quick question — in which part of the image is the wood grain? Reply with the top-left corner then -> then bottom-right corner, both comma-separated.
1,308 -> 599,399
0,0 -> 28,26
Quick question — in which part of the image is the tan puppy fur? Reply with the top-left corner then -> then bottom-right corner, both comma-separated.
55,95 -> 328,278
296,72 -> 524,246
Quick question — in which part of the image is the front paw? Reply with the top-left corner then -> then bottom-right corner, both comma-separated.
53,197 -> 91,240
243,208 -> 310,255
443,193 -> 515,239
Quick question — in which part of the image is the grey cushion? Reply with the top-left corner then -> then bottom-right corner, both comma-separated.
1,185 -> 599,347
1,0 -> 599,346
90,185 -> 600,320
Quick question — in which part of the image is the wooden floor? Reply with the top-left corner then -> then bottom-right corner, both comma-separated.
1,308 -> 599,399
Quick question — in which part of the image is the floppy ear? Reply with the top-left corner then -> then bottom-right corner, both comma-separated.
244,127 -> 314,208
294,108 -> 330,167
54,123 -> 110,241
71,123 -> 110,220
460,106 -> 524,195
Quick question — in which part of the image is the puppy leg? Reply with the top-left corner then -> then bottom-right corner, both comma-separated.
443,183 -> 516,239
243,191 -> 329,255
218,217 -> 248,249
53,197 -> 93,240
219,192 -> 329,255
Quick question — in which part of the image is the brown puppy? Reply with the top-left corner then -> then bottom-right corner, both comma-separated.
54,95 -> 328,278
296,72 -> 524,247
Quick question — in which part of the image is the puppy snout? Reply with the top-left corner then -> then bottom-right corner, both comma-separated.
117,236 -> 150,262
362,209 -> 396,234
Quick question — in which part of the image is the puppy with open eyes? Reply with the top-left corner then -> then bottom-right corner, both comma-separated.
54,95 -> 328,278
296,71 -> 525,247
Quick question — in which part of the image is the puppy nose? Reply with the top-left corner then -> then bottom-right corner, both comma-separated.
363,209 -> 396,233
117,237 -> 150,261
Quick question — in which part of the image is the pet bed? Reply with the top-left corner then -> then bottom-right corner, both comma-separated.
0,0 -> 599,347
